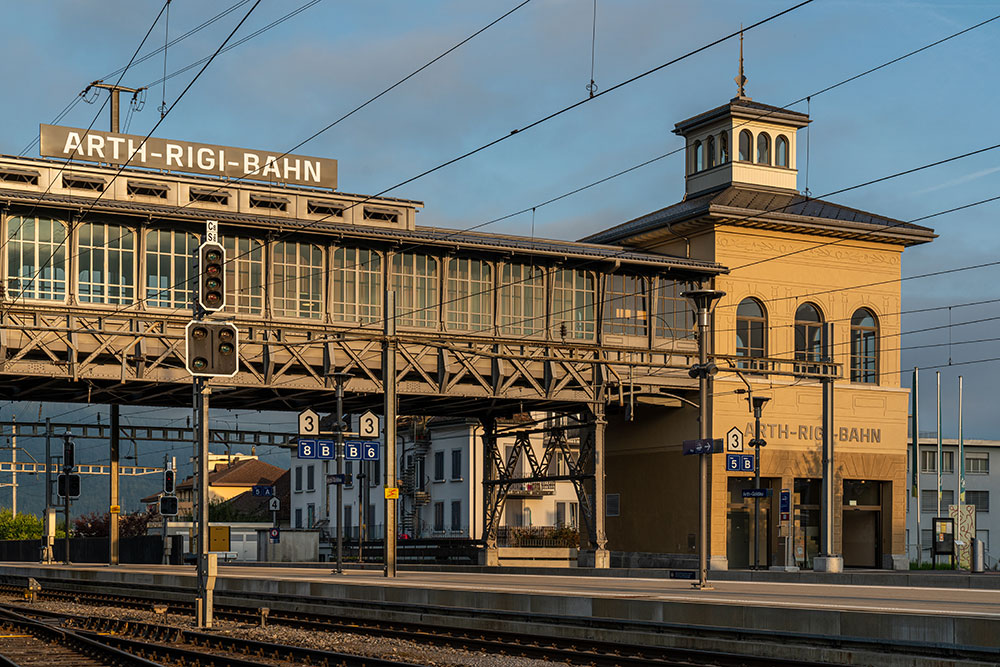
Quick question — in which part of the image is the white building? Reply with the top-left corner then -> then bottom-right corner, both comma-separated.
289,415 -> 581,559
906,436 -> 997,568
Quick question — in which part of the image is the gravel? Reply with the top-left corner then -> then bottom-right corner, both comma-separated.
4,595 -> 556,667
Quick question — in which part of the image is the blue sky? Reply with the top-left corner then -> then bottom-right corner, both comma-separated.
1,0 -> 999,457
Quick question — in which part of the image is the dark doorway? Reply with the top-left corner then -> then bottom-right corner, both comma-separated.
843,510 -> 879,567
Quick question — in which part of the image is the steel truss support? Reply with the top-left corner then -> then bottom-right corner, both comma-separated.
480,405 -> 608,568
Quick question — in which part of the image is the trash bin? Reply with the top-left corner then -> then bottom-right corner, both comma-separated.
972,538 -> 985,573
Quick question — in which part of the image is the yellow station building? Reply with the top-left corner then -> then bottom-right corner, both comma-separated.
585,91 -> 935,570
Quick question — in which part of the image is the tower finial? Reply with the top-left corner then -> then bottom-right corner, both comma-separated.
734,26 -> 748,98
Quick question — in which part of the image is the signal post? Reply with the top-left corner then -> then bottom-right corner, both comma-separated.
186,221 -> 238,629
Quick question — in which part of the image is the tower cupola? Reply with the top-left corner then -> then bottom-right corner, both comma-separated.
673,41 -> 810,197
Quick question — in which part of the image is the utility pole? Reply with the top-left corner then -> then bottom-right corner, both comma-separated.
333,372 -> 351,574
44,418 -> 53,563
384,290 -> 398,578
814,322 -> 842,573
912,368 -> 921,565
936,371 -> 942,518
11,417 -> 16,518
109,404 -> 120,566
682,287 -> 724,589
750,396 -> 770,569
87,81 -> 145,133
194,377 -> 216,627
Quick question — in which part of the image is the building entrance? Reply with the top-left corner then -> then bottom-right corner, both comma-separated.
842,480 -> 883,568
726,477 -> 772,569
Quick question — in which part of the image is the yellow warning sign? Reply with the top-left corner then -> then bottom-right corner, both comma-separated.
110,505 -> 121,514
384,487 -> 399,500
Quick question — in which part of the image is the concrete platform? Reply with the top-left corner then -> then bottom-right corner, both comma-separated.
0,562 -> 998,661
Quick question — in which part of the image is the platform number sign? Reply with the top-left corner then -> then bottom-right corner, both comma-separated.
298,409 -> 320,436
316,440 -> 335,459
726,454 -> 755,472
297,439 -> 317,459
363,442 -> 380,461
727,427 -> 744,453
344,442 -> 362,460
358,411 -> 379,438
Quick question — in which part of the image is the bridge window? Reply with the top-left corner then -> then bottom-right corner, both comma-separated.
77,222 -> 135,305
736,298 -> 767,368
794,303 -> 825,370
850,308 -> 879,384
272,241 -> 323,319
603,274 -> 648,336
332,247 -> 382,325
551,269 -> 595,340
499,263 -> 545,336
222,236 -> 264,315
6,215 -> 67,301
446,257 -> 493,331
391,252 -> 439,328
655,279 -> 692,339
146,230 -> 198,308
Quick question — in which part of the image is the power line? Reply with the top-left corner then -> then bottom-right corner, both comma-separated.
2,0 -> 264,315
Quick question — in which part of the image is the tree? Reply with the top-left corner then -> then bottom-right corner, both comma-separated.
73,511 -> 152,538
0,511 -> 43,540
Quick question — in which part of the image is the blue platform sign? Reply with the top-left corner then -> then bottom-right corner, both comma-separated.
344,441 -> 363,460
362,442 -> 380,461
316,440 -> 335,460
780,488 -> 791,520
252,485 -> 274,497
726,454 -> 755,472
297,439 -> 316,459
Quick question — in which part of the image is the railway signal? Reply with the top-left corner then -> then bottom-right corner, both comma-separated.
57,473 -> 81,499
159,495 -> 178,517
62,434 -> 75,470
164,468 -> 176,495
185,321 -> 239,377
196,242 -> 226,313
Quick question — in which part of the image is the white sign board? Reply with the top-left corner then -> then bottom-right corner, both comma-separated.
727,427 -> 744,452
358,411 -> 380,439
298,409 -> 320,436
205,220 -> 218,244
268,497 -> 281,512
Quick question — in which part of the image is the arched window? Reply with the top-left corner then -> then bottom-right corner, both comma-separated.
736,298 -> 767,369
706,136 -> 716,169
739,130 -> 752,162
719,131 -> 729,163
776,135 -> 789,167
146,229 -> 198,308
851,308 -> 878,384
78,222 -> 135,305
756,132 -> 771,165
794,303 -> 824,371
693,140 -> 704,172
7,215 -> 67,301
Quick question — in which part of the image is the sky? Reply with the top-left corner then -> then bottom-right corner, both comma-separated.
0,0 -> 999,513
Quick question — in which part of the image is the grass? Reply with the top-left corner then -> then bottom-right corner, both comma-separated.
909,561 -> 957,570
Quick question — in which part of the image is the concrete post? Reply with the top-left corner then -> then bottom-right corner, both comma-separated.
383,289 -> 397,578
109,404 -> 120,566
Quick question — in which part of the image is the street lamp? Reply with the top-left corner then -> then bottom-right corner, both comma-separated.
749,395 -> 770,570
682,287 -> 725,590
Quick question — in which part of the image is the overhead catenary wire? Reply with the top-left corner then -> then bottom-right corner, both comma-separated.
108,6 -> 997,329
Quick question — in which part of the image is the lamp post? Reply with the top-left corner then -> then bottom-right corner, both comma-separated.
749,395 -> 770,569
682,288 -> 725,590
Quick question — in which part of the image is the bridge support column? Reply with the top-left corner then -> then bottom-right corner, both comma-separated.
480,416 -> 500,567
578,405 -> 609,569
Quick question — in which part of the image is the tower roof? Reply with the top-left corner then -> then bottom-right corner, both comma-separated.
674,97 -> 810,137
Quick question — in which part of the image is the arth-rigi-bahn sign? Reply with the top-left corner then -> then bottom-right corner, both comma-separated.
39,124 -> 337,189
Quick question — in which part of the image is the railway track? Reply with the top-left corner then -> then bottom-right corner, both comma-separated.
0,586 -> 819,667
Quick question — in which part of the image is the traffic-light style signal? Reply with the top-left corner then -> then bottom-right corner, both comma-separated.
164,469 -> 176,494
197,242 -> 226,312
185,321 -> 239,377
57,473 -> 81,499
159,495 -> 178,517
62,435 -> 75,470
